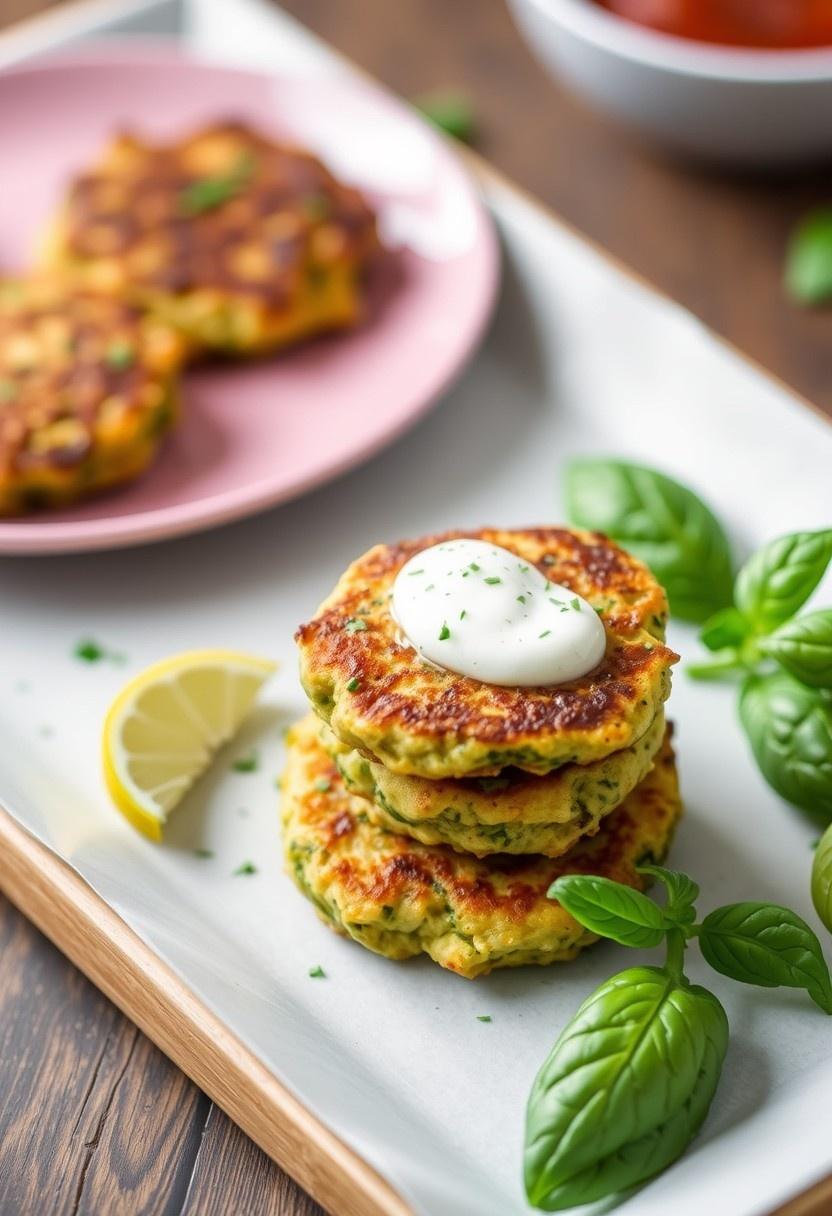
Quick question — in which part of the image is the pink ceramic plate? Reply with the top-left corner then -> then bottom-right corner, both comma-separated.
0,45 -> 499,553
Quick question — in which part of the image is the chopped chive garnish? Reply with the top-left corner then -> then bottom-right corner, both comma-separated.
179,152 -> 256,215
308,964 -> 326,978
194,848 -> 214,859
407,568 -> 424,576
426,584 -> 435,591
315,778 -> 332,792
462,571 -> 470,578
459,609 -> 467,620
438,622 -> 451,641
233,861 -> 257,876
232,752 -> 258,773
484,576 -> 501,585
346,677 -> 361,692
105,340 -> 135,370
344,618 -> 367,633
74,639 -> 104,663
594,606 -> 604,615
476,1014 -> 492,1023
570,597 -> 581,611
539,630 -> 551,639
469,562 -> 481,572
519,564 -> 529,573
517,595 -> 527,605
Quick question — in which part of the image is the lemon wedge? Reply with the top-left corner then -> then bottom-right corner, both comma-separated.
102,649 -> 277,840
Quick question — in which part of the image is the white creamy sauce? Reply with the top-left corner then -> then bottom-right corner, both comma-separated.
391,539 -> 607,687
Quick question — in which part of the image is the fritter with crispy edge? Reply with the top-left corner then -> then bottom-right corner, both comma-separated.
319,710 -> 665,857
282,715 -> 682,979
296,528 -> 678,778
41,121 -> 378,357
0,278 -> 184,515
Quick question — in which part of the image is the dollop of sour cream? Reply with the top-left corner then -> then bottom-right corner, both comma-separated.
391,539 -> 606,687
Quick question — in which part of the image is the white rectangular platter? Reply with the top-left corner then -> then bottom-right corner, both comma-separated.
1,3 -> 831,1215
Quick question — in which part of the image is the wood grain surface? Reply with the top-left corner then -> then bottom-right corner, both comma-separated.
0,2 -> 830,1215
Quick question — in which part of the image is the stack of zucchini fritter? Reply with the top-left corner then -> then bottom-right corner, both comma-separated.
283,527 -> 682,979
1,122 -> 377,515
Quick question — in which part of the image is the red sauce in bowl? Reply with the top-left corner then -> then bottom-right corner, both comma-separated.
594,0 -> 832,49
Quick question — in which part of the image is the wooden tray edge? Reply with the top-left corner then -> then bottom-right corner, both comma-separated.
0,805 -> 412,1216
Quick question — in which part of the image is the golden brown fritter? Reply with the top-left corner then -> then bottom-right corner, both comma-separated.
320,711 -> 665,856
41,121 -> 378,357
281,715 -> 682,979
296,528 -> 678,778
0,278 -> 184,514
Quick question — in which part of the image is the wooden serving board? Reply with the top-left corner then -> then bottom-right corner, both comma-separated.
0,806 -> 411,1216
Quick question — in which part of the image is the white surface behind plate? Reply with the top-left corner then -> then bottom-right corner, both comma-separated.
1,3 -> 831,1215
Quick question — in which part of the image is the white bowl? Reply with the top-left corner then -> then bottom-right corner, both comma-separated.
507,0 -> 832,166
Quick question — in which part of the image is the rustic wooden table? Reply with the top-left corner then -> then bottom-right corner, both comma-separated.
1,2 -> 830,1214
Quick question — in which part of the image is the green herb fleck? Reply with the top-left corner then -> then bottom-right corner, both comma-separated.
459,610 -> 467,621
413,91 -> 476,143
308,964 -> 326,978
74,639 -> 104,663
301,193 -> 331,221
469,562 -> 481,572
785,207 -> 832,305
571,597 -> 581,611
595,606 -> 604,615
426,584 -> 435,591
539,630 -> 551,639
233,861 -> 257,876
519,564 -> 529,573
439,622 -> 451,641
315,778 -> 332,793
0,378 -> 18,403
232,752 -> 259,773
194,848 -> 214,859
484,576 -> 501,585
407,568 -> 424,576
179,152 -> 256,215
346,677 -> 361,692
476,1014 -> 492,1023
517,595 -> 527,605
105,340 -> 135,370
344,618 -> 367,633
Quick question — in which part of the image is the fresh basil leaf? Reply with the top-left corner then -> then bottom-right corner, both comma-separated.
699,902 -> 832,1014
735,530 -> 832,635
524,966 -> 728,1211
548,875 -> 668,948
699,606 -> 750,653
638,864 -> 699,924
740,672 -> 832,820
812,823 -> 832,935
565,459 -> 733,623
529,986 -> 727,1212
760,609 -> 832,689
785,208 -> 832,306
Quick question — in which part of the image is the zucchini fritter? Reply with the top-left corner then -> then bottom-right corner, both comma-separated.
296,528 -> 678,778
0,278 -> 183,515
42,121 -> 377,357
282,715 -> 682,979
320,711 -> 665,857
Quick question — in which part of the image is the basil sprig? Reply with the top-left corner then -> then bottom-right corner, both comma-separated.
524,867 -> 831,1211
813,824 -> 832,934
564,459 -> 734,623
684,527 -> 832,821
